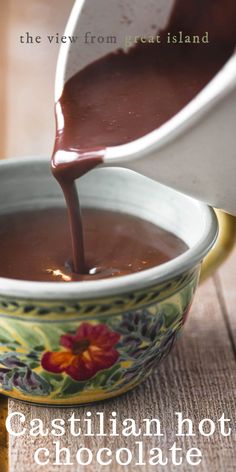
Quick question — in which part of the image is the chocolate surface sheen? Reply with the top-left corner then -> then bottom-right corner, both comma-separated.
0,208 -> 187,282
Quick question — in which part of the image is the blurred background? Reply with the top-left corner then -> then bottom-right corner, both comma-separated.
1,0 -> 74,159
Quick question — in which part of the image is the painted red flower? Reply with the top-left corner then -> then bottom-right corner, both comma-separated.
41,323 -> 120,381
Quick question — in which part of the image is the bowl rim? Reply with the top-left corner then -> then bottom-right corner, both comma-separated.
0,157 -> 218,300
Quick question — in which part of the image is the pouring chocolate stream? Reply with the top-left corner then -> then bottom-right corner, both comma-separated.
52,0 -> 236,276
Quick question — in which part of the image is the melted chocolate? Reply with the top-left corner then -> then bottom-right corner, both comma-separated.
0,208 -> 187,282
52,1 -> 236,278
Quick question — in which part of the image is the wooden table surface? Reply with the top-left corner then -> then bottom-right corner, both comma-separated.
0,247 -> 236,471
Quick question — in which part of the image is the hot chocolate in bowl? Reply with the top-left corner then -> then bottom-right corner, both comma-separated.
0,207 -> 188,282
0,159 -> 218,405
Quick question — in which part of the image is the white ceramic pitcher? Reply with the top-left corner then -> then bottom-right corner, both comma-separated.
55,0 -> 236,216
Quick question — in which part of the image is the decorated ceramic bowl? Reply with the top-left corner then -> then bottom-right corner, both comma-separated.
0,159 -> 218,405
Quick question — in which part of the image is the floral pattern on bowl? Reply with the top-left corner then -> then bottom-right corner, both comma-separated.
0,268 -> 199,404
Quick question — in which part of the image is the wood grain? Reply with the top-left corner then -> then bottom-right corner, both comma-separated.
0,396 -> 9,472
8,275 -> 236,472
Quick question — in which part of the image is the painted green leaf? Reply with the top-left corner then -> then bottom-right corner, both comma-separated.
160,303 -> 180,328
12,369 -> 52,396
0,326 -> 21,345
59,377 -> 86,396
